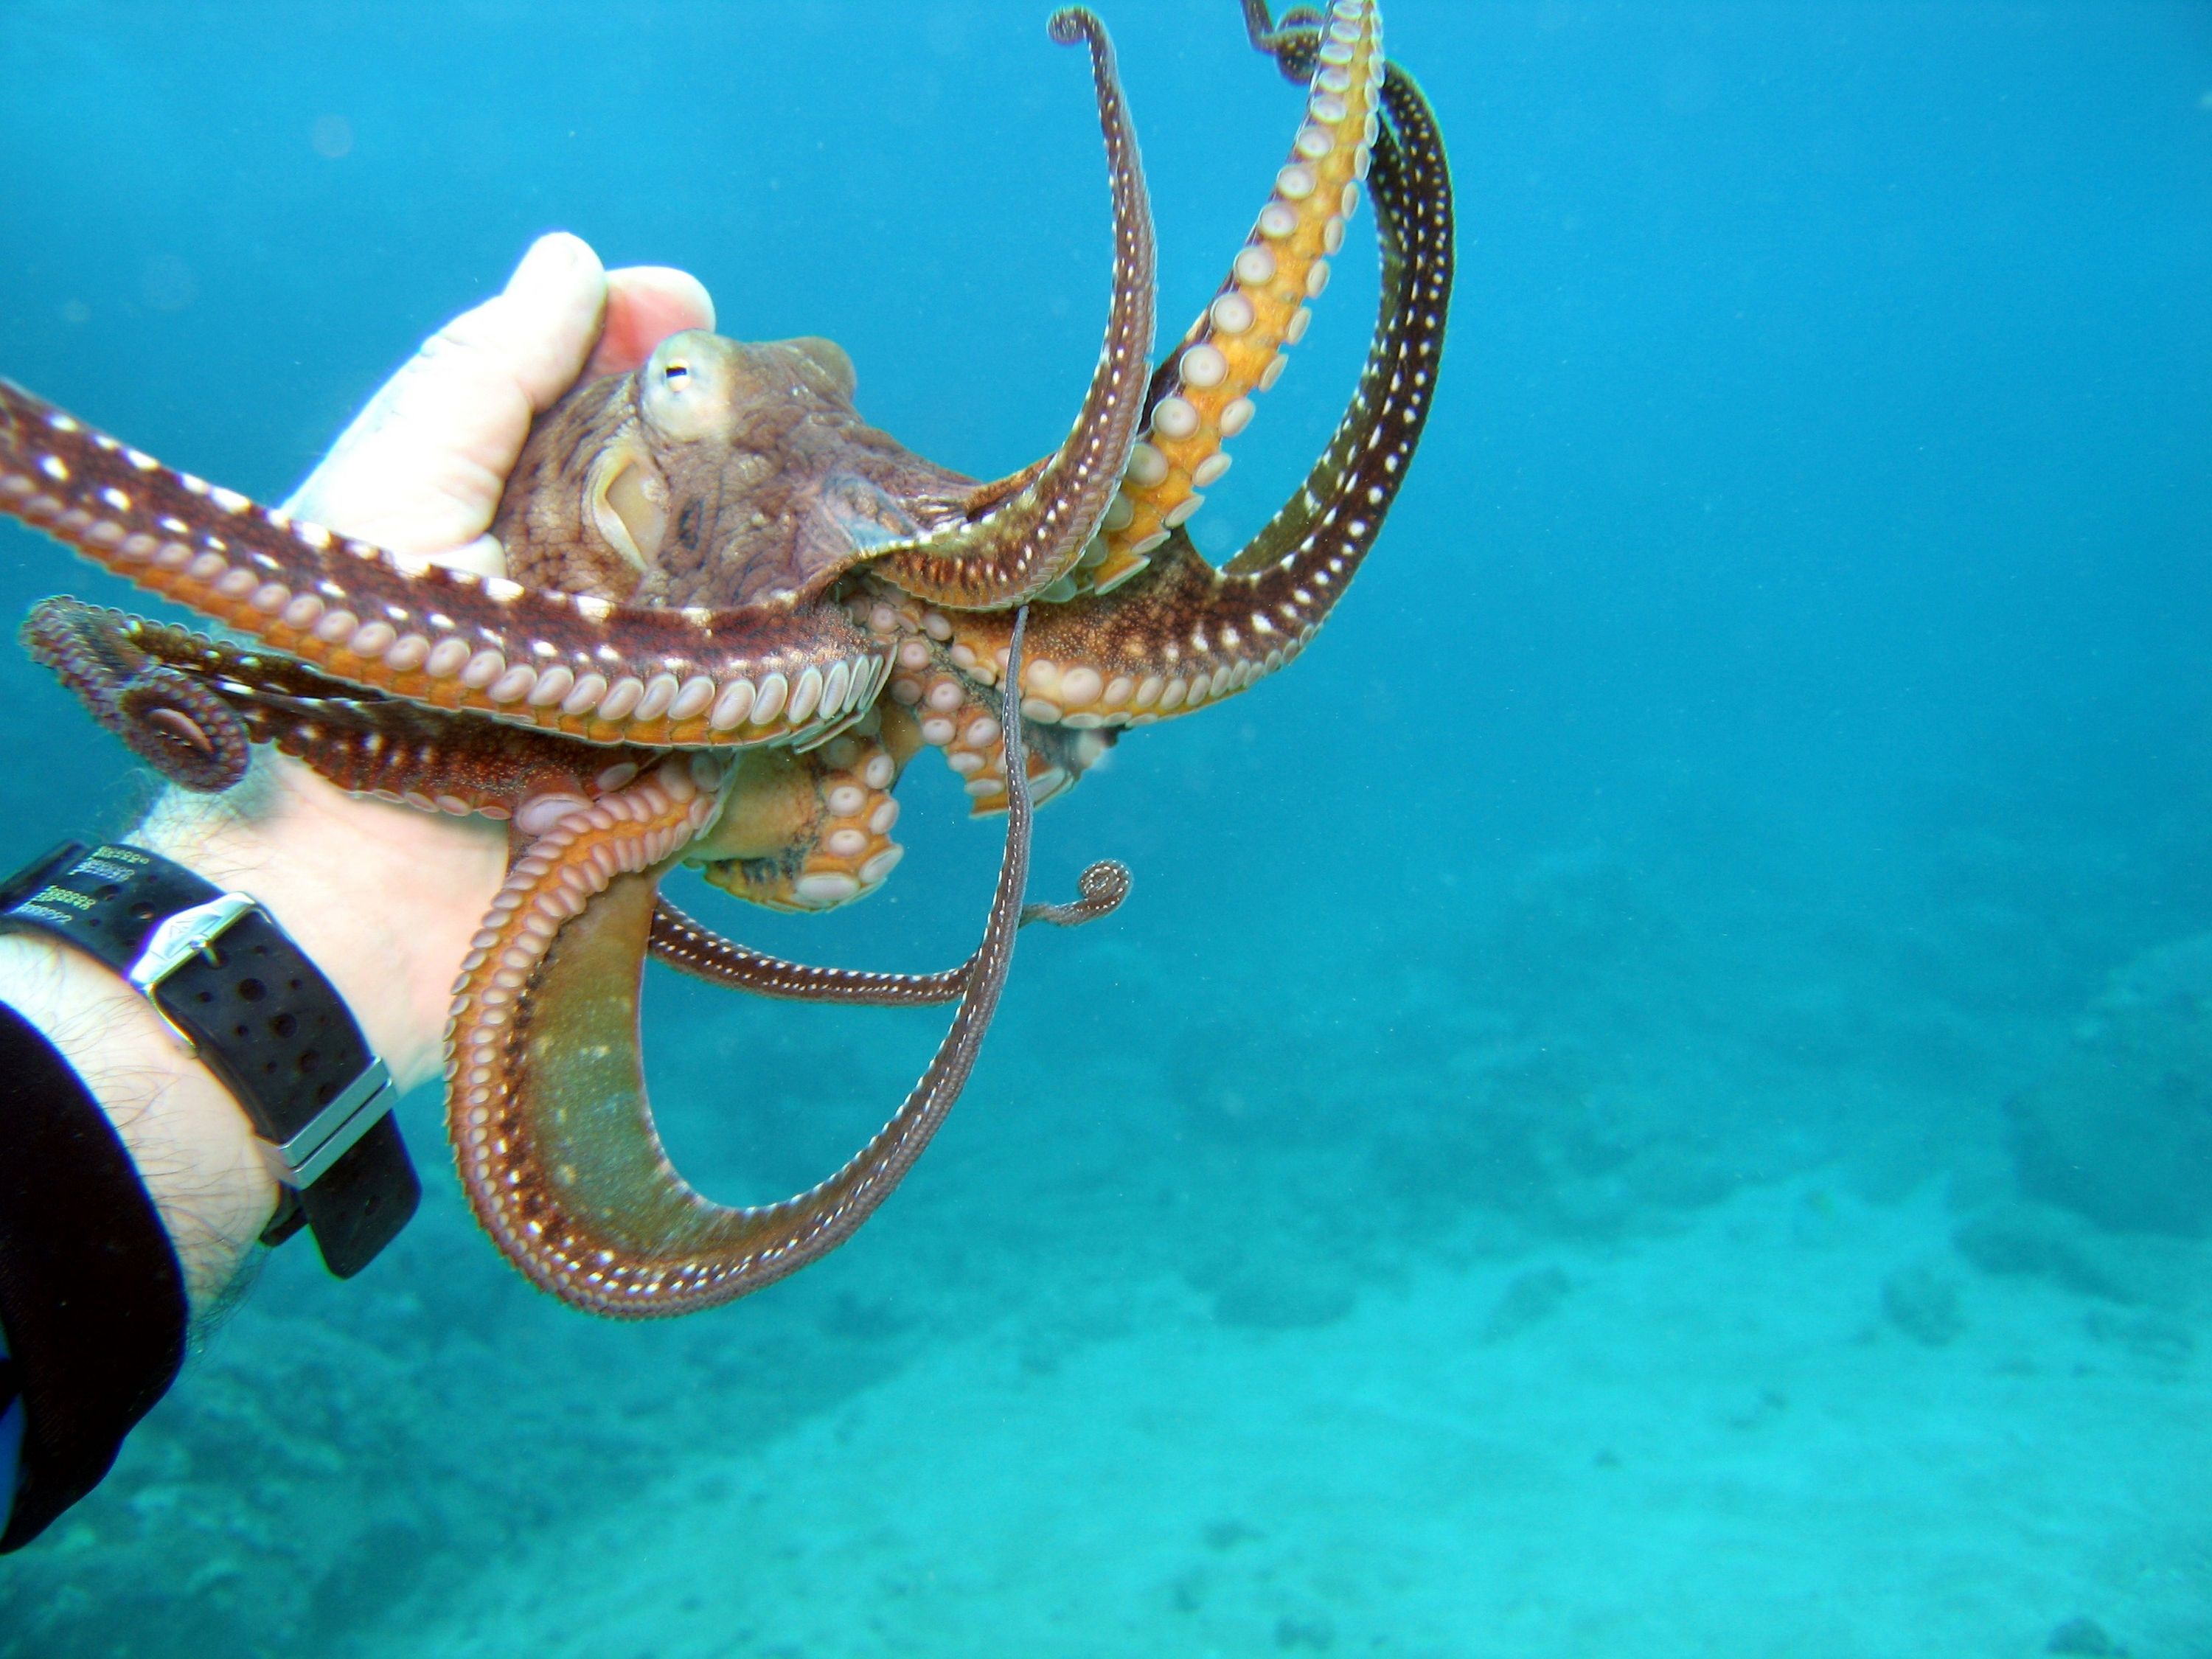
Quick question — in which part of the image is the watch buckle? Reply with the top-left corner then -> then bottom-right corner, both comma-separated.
127,891 -> 259,1057
128,889 -> 257,990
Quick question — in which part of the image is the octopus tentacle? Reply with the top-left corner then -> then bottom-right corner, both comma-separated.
1222,62 -> 1447,574
917,60 -> 1450,810
690,720 -> 909,911
650,857 -> 1130,1006
650,897 -> 970,1006
1072,0 -> 1384,597
28,597 -> 384,703
860,9 -> 1155,611
442,612 -> 1041,1318
855,585 -> 1114,815
1022,855 -> 1135,928
238,692 -> 655,823
21,598 -> 660,820
0,383 -> 890,750
886,648 -> 1110,815
22,597 -> 251,791
1242,1 -> 1331,82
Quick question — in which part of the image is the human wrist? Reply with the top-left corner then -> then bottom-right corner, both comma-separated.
0,756 -> 496,1323
130,754 -> 509,1093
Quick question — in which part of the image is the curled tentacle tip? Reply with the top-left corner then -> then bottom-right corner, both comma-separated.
1020,856 -> 1132,928
128,700 -> 247,792
1075,858 -> 1133,911
140,706 -> 217,757
1048,7 -> 1105,48
1242,0 -> 1328,82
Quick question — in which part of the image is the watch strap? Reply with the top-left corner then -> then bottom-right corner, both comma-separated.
0,841 -> 417,1277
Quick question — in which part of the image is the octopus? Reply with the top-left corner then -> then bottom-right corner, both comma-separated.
0,1 -> 1452,1317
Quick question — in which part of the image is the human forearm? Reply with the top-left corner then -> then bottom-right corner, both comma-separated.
0,928 -> 272,1320
0,759 -> 509,1320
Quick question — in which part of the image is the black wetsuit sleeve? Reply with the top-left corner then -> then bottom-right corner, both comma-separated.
0,1001 -> 188,1552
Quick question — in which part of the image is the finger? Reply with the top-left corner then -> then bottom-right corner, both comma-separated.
285,232 -> 611,558
587,266 -> 717,380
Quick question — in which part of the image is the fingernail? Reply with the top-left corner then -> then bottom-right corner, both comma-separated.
507,232 -> 597,298
613,265 -> 717,335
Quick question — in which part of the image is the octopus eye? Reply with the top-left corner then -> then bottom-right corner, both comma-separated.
639,330 -> 731,441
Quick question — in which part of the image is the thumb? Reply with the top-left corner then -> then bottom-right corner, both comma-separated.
285,232 -> 612,565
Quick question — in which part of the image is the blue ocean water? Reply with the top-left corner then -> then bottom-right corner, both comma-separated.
1,1 -> 2208,1654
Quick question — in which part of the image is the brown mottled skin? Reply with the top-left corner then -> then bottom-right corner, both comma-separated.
497,335 -> 972,611
0,2 -> 1447,1316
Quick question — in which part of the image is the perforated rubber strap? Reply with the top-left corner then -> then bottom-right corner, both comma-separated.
0,841 -> 419,1279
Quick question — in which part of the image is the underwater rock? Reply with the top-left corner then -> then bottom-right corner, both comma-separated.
1200,1262 -> 1360,1332
2005,932 -> 2212,1237
2081,1307 -> 2195,1377
1879,1263 -> 1966,1346
1169,1567 -> 1210,1615
1366,1034 -> 1738,1241
2044,1614 -> 2126,1655
1723,1385 -> 1791,1431
1274,1611 -> 1338,1650
1176,1185 -> 1369,1332
1953,1197 -> 2212,1313
1952,1202 -> 2141,1304
1480,1265 -> 1573,1343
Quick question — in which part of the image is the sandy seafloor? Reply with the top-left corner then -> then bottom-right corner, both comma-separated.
1,1 -> 2209,1655
4,792 -> 2208,1659
394,1182 -> 2208,1659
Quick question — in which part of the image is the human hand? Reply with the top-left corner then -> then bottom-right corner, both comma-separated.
145,232 -> 714,1086
282,232 -> 714,578
143,233 -> 716,1092
0,234 -> 715,1315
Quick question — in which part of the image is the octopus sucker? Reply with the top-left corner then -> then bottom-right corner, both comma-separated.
4,1 -> 1450,1316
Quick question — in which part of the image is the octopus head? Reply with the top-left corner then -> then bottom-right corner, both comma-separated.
635,331 -> 856,445
492,329 -> 961,615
